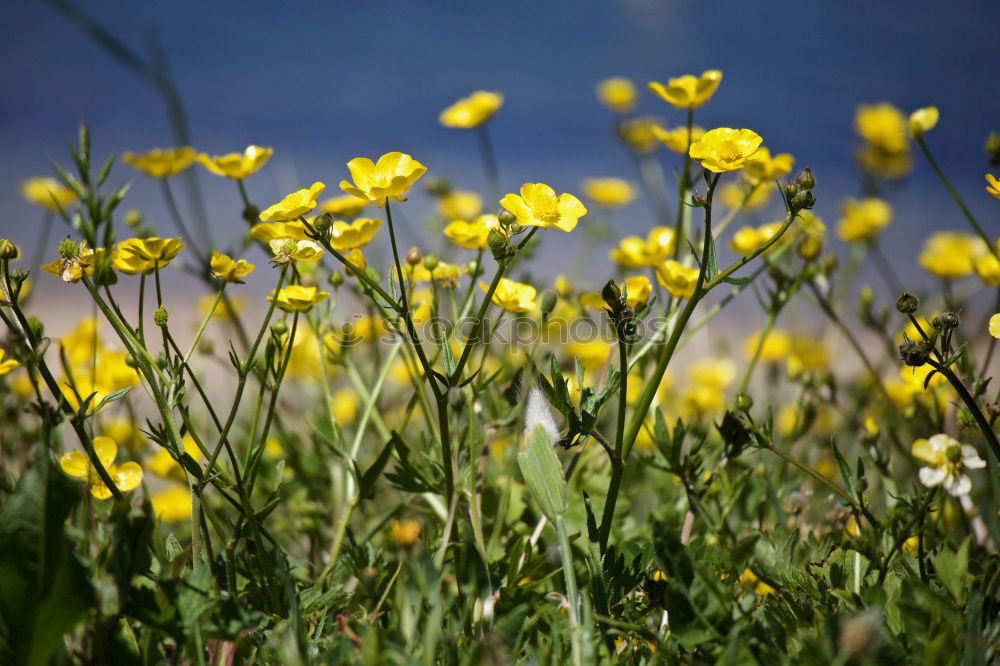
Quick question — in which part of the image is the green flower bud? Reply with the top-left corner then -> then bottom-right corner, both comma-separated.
422,254 -> 439,271
735,392 -> 754,411
540,290 -> 557,316
931,312 -> 960,330
271,320 -> 288,336
497,209 -> 517,227
57,238 -> 80,259
895,293 -> 919,314
794,166 -> 816,190
124,209 -> 143,228
328,269 -> 344,287
0,239 -> 19,261
153,306 -> 169,327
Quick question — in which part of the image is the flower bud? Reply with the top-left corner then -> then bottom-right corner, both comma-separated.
899,339 -> 931,367
156,354 -> 169,370
153,306 -> 169,328
540,290 -> 558,317
328,269 -> 344,287
794,167 -> 816,190
497,209 -> 517,227
0,239 -> 18,261
242,204 -> 260,225
271,320 -> 288,336
790,189 -> 815,211
859,286 -> 874,309
124,209 -> 143,228
405,247 -> 422,265
895,293 -> 919,314
798,234 -> 822,261
313,213 -> 333,236
931,311 -> 960,330
198,338 -> 214,355
735,392 -> 754,411
467,258 -> 482,277
487,228 -> 507,258
422,255 -> 439,271
601,279 -> 623,311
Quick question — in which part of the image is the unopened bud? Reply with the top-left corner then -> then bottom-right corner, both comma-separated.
313,213 -> 333,235
124,209 -> 143,228
0,239 -> 18,261
735,392 -> 754,411
794,167 -> 816,190
422,255 -> 439,271
895,293 -> 919,314
405,247 -> 422,266
899,339 -> 931,367
242,204 -> 260,225
497,209 -> 516,227
328,269 -> 344,287
424,178 -> 452,197
153,306 -> 169,327
931,311 -> 960,330
271,320 -> 288,336
540,290 -> 557,316
601,279 -> 622,311
790,189 -> 815,211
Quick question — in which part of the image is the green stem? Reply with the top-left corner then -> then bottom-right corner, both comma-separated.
556,519 -> 583,666
184,285 -> 224,363
738,307 -> 779,395
671,107 -> 694,260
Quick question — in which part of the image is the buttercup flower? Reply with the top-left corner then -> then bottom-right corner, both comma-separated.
500,183 -> 587,232
986,174 -> 1000,199
743,147 -> 795,182
990,313 -> 1000,339
481,278 -> 537,313
329,217 -> 382,251
402,261 -> 463,285
340,152 -> 427,205
443,215 -> 498,250
648,70 -> 722,109
836,198 -> 892,243
0,349 -> 19,375
197,145 -> 273,179
908,107 -> 939,136
60,436 -> 143,499
122,147 -> 197,178
651,123 -> 706,154
42,240 -> 92,282
146,435 -> 203,481
21,177 -> 77,212
151,486 -> 193,522
116,237 -> 186,271
610,227 -> 675,267
580,276 -> 651,310
918,231 -> 988,279
595,77 -> 637,113
250,220 -> 309,244
656,260 -> 700,299
210,251 -> 255,283
259,182 -> 326,222
719,181 -> 773,211
437,190 -> 482,220
320,194 -> 368,218
618,117 -> 661,154
269,239 -> 324,265
912,434 -> 985,497
582,178 -> 636,207
269,285 -> 329,312
855,103 -> 908,154
390,519 -> 422,547
975,251 -> 1000,286
689,128 -> 763,173
729,221 -> 785,255
439,91 -> 504,128
744,329 -> 792,362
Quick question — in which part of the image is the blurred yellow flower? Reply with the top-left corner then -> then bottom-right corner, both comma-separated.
340,152 -> 427,205
648,70 -> 722,109
836,197 -> 892,243
973,252 -> 1000,286
60,436 -> 143,500
738,568 -> 775,596
332,389 -> 359,424
744,329 -> 792,362
687,357 -> 737,389
200,293 -> 244,319
21,177 -> 77,212
482,278 -> 536,313
918,231 -> 988,279
728,222 -> 784,255
618,116 -> 661,154
787,336 -> 829,378
651,123 -> 705,154
580,276 -> 651,310
595,77 -> 636,113
500,183 -> 587,232
150,486 -> 192,522
610,227 -> 675,267
320,194 -> 368,218
990,313 -> 1000,339
986,174 -> 1000,199
743,147 -> 794,182
855,103 -> 908,153
0,349 -> 18,375
655,260 -> 699,299
389,519 -> 421,546
439,91 -> 503,128
444,214 -> 498,250
437,190 -> 482,220
330,217 -> 382,251
101,417 -> 147,452
250,220 -> 309,244
210,251 -> 255,283
566,340 -> 612,371
259,182 -> 326,222
908,106 -> 939,136
719,181 -> 773,211
147,435 -> 203,481
582,178 -> 636,207
269,285 -> 329,312
402,261 -> 463,285
689,128 -> 763,173
122,147 -> 196,178
197,145 -> 273,179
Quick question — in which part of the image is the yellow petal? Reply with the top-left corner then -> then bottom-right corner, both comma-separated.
60,451 -> 91,479
92,435 -> 118,469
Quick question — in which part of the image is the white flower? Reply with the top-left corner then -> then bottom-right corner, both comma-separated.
912,434 -> 986,497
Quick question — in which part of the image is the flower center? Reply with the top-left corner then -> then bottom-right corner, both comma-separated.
717,140 -> 742,161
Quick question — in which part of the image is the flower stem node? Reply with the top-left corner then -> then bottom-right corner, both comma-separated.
895,293 -> 919,314
153,306 -> 169,328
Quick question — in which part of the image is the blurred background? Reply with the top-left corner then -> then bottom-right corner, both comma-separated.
1,0 -> 998,326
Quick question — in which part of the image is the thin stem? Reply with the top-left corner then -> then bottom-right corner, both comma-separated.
476,124 -> 501,204
738,308 -> 779,395
672,107 -> 694,260
184,285 -> 224,364
928,359 -> 1000,466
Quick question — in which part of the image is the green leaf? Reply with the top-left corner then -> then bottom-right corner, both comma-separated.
934,538 -> 969,603
86,386 -> 132,417
0,446 -> 95,666
517,424 -> 567,521
358,433 -> 398,501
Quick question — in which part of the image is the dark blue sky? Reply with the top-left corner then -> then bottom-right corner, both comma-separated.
1,0 -> 998,304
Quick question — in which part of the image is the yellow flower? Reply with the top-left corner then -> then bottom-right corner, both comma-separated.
743,147 -> 795,182
200,293 -> 244,319
197,145 -> 273,179
738,568 -> 775,596
101,417 -> 147,452
269,285 -> 329,312
327,217 -> 380,251
744,329 -> 792,362
728,221 -> 787,256
986,174 -> 1000,199
855,103 -> 908,153
787,336 -> 829,378
0,348 -> 19,375
41,241 -> 92,282
437,190 -> 482,220
580,276 -> 651,310
688,358 -> 737,389
60,436 -> 143,500
269,239 -> 324,265
122,147 -> 196,178
582,178 -> 636,207
332,389 -> 359,424
339,152 -> 427,205
688,128 -> 763,173
836,198 -> 892,243
320,194 -> 368,218
566,340 -> 612,371
402,262 -> 463,285
439,91 -> 503,128
908,106 -> 939,136
719,181 -> 773,211
500,183 -> 587,232
150,486 -> 192,522
655,260 -> 700,299
116,237 -> 185,270
250,220 -> 309,244
146,435 -> 203,481
912,434 -> 985,497
389,519 -> 422,547
651,123 -> 706,154
610,227 -> 676,267
21,177 -> 77,212
210,251 -> 255,283
443,214 -> 498,250
481,278 -> 536,313
259,182 -> 326,222
595,77 -> 637,113
990,313 -> 1000,339
648,70 -> 722,109
618,117 -> 661,154
918,231 -> 988,279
